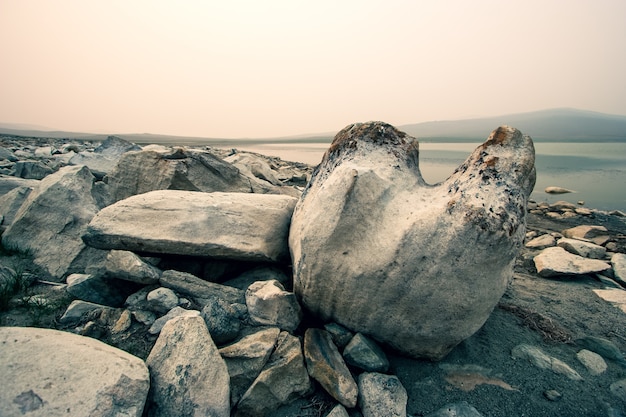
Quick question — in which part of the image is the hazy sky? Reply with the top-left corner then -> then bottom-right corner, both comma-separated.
2,1 -> 625,138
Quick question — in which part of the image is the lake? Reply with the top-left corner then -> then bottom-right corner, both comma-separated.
233,141 -> 626,212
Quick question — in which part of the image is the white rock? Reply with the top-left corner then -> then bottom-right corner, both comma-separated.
525,234 -> 556,249
103,250 -> 162,284
611,253 -> 626,285
533,247 -> 611,277
0,326 -> 149,417
557,237 -> 606,259
358,372 -> 408,417
84,190 -> 297,262
511,344 -> 583,381
146,287 -> 179,313
576,349 -> 607,375
245,279 -> 302,331
146,315 -> 230,417
562,225 -> 610,246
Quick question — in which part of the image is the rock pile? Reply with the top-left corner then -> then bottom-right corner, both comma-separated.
1,128 -> 626,416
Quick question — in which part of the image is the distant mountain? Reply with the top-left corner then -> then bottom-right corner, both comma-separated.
399,108 -> 626,141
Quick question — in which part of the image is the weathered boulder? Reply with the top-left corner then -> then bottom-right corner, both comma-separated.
0,186 -> 33,227
69,135 -> 141,178
290,123 -> 535,360
83,190 -> 297,262
235,331 -> 312,416
2,165 -> 106,279
245,279 -> 302,331
304,328 -> 358,408
358,372 -> 408,417
101,249 -> 162,284
146,315 -> 230,417
533,247 -> 611,277
219,327 -> 281,405
105,145 -> 264,202
0,326 -> 149,417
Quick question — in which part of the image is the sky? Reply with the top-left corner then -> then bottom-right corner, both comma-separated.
1,1 -> 625,139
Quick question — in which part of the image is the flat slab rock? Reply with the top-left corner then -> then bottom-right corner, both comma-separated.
83,190 -> 297,262
0,326 -> 149,417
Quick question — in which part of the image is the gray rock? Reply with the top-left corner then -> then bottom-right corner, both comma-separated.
106,146 -> 261,202
148,306 -> 201,335
304,328 -> 358,408
13,160 -> 54,179
545,186 -> 575,194
562,225 -> 610,246
0,326 -> 149,417
358,372 -> 407,417
146,315 -> 230,417
610,379 -> 626,402
160,269 -> 245,306
612,253 -> 626,286
132,310 -> 156,326
59,299 -> 111,325
327,404 -> 350,417
83,190 -> 297,262
225,153 -> 283,186
511,344 -> 583,380
201,296 -> 242,344
0,186 -> 33,226
246,279 -> 302,331
324,322 -> 354,351
543,389 -> 562,401
103,250 -> 162,284
219,327 -> 281,405
66,273 -> 131,307
576,336 -> 626,365
69,135 -> 141,178
0,146 -> 18,162
290,123 -> 535,360
0,175 -> 39,196
426,401 -> 485,417
576,349 -> 607,375
557,237 -> 606,259
343,333 -> 390,372
235,331 -> 312,416
534,247 -> 611,277
125,285 -> 159,311
525,233 -> 556,249
146,287 -> 179,313
2,165 -> 102,279
223,266 -> 291,291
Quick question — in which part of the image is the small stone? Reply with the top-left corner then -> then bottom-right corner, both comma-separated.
326,404 -> 350,417
201,297 -> 241,345
557,237 -> 606,259
59,300 -> 110,326
576,336 -> 626,365
148,306 -> 200,335
426,401 -> 485,417
545,186 -> 575,194
146,287 -> 179,314
132,310 -> 156,326
511,344 -> 583,381
576,349 -> 607,375
324,322 -> 354,351
343,333 -> 389,372
525,234 -> 556,249
111,309 -> 132,334
358,372 -> 407,417
245,280 -> 302,331
543,389 -> 562,401
610,379 -> 626,402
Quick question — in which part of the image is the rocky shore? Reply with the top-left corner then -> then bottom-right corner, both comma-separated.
0,130 -> 625,417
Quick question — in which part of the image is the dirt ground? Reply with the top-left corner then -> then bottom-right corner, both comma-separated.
2,211 -> 626,417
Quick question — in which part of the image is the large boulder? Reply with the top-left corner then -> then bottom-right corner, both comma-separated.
2,165 -> 106,279
105,145 -> 271,202
83,190 -> 297,262
145,315 -> 230,417
0,326 -> 149,417
290,122 -> 536,360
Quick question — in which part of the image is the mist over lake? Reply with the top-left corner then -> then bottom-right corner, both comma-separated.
234,141 -> 626,212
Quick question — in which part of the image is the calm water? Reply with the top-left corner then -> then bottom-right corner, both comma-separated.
235,142 -> 626,212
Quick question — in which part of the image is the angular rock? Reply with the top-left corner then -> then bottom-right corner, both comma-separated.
525,233 -> 556,249
125,285 -> 159,311
146,315 -> 230,417
0,326 -> 149,417
225,153 -> 282,185
106,146 -> 262,202
102,250 -> 162,284
557,237 -> 606,259
246,279 -> 302,331
146,287 -> 179,313
426,401 -> 485,417
59,299 -> 112,326
576,349 -> 607,375
0,175 -> 39,196
610,379 -> 626,402
324,322 -> 354,351
611,253 -> 626,286
235,331 -> 312,416
2,165 -> 103,279
83,190 -> 297,262
327,404 -> 350,417
148,306 -> 200,335
219,327 -> 281,405
202,296 -> 242,345
562,225 -> 610,246
343,333 -> 390,372
69,135 -> 141,178
290,123 -> 535,360
160,269 -> 245,305
592,289 -> 626,314
0,146 -> 18,162
304,328 -> 358,408
66,273 -> 133,307
358,372 -> 408,417
13,160 -> 54,179
534,247 -> 611,277
511,344 -> 583,380
0,186 -> 33,227
223,265 -> 291,291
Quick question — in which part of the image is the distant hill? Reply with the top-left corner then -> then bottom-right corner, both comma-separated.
2,108 -> 625,144
399,108 -> 626,142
